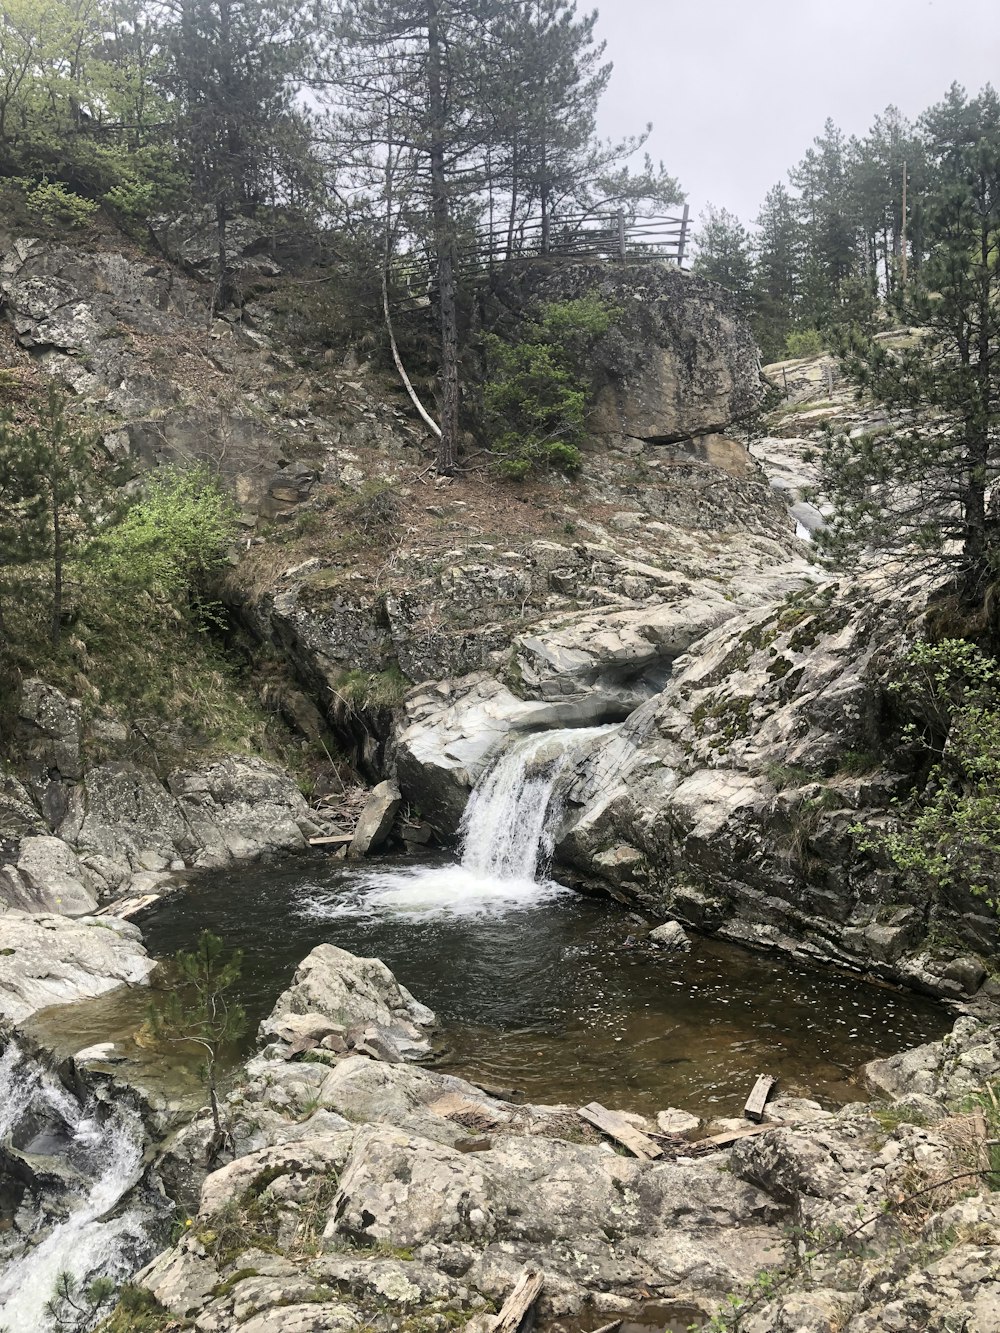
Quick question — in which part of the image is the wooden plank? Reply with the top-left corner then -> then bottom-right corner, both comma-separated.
578,1102 -> 662,1161
696,1123 -> 774,1151
744,1075 -> 777,1123
487,1267 -> 544,1333
308,834 -> 354,847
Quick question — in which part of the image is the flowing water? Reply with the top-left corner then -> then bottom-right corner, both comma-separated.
0,1041 -> 166,1331
31,725 -> 950,1120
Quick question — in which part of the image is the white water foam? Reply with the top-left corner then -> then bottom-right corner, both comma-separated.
301,724 -> 615,920
0,1044 -> 150,1330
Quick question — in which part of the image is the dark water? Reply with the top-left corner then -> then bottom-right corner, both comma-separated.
115,852 -> 950,1119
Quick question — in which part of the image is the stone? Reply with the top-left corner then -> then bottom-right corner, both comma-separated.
260,944 -> 435,1056
656,1108 -> 703,1137
347,780 -> 401,857
15,679 -> 83,780
0,836 -> 97,915
0,912 -> 156,1023
649,921 -> 691,951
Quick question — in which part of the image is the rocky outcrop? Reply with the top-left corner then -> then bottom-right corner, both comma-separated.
130,949 -> 1000,1333
493,262 -> 765,447
540,568 -> 999,996
259,943 -> 435,1061
0,912 -> 155,1023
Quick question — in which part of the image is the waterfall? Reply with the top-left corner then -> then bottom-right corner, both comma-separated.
302,724 -> 615,919
0,1040 -> 164,1331
459,725 -> 612,881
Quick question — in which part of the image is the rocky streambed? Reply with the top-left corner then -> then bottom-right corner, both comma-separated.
116,944 -> 1000,1333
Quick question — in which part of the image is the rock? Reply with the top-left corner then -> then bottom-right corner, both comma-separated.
260,944 -> 435,1057
0,913 -> 156,1023
347,780 -> 401,857
649,921 -> 691,951
168,755 -> 310,865
0,835 -> 97,915
656,1108 -> 703,1137
15,679 -> 83,780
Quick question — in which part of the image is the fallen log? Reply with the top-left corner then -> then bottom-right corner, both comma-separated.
578,1102 -> 662,1160
94,893 -> 161,921
744,1074 -> 777,1123
487,1266 -> 544,1333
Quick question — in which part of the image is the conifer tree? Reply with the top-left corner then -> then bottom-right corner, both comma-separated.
816,85 -> 1000,604
692,204 -> 753,301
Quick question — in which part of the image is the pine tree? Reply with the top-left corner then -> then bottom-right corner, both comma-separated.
692,204 -> 753,301
816,85 -> 1000,603
750,183 -> 801,360
163,0 -> 313,317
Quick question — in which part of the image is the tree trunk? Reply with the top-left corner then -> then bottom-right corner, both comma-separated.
426,0 -> 459,474
50,480 -> 62,649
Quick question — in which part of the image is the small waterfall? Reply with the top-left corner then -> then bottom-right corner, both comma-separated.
303,724 -> 615,919
459,725 -> 613,881
0,1040 -> 165,1331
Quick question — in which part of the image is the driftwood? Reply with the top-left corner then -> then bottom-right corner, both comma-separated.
578,1102 -> 662,1160
589,1322 -> 623,1333
308,834 -> 354,847
695,1123 -> 774,1150
94,893 -> 161,921
487,1266 -> 544,1333
744,1075 -> 777,1123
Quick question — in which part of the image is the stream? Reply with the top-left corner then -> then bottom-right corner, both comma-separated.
3,724 -> 951,1328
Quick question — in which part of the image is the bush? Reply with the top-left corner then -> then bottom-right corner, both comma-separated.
784,328 -> 825,359
481,294 -> 618,478
21,179 -> 99,229
859,638 -> 1000,907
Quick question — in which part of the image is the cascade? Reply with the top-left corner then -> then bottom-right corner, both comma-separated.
458,725 -> 613,881
305,724 -> 616,918
0,1040 -> 164,1330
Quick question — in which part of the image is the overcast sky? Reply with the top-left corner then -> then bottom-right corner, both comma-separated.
594,0 -> 1000,228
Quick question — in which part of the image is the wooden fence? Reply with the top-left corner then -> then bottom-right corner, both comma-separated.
391,205 -> 690,303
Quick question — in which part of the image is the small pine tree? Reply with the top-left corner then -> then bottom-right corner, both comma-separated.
147,931 -> 246,1152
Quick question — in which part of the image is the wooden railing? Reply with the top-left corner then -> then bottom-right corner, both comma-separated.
391,205 -> 690,302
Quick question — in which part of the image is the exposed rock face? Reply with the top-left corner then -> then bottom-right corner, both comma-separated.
0,836 -> 97,915
539,567 -> 998,995
260,943 -> 435,1060
134,951 -> 1000,1333
495,262 -> 765,446
0,913 -> 155,1023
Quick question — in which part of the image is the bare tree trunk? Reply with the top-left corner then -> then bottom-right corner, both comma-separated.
426,0 -> 459,474
50,478 -> 62,649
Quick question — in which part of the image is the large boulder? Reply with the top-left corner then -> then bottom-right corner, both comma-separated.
0,835 -> 97,915
0,912 -> 155,1023
260,943 -> 436,1059
167,754 -> 311,866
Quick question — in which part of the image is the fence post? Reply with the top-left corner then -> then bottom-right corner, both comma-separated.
616,209 -> 626,261
677,203 -> 690,266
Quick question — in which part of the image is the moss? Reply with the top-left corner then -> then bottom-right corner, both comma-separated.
210,1267 -> 261,1299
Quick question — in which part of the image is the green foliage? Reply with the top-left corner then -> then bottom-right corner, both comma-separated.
95,1284 -> 182,1332
813,87 -> 1000,597
481,294 -> 617,477
330,663 -> 410,710
783,328 -> 824,359
858,638 -> 1000,907
89,466 -> 238,600
21,179 -> 99,228
147,931 -> 246,1138
693,204 -> 753,301
46,1272 -> 117,1331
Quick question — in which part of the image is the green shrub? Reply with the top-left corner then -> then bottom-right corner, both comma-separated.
22,179 -> 99,228
858,638 -> 1000,907
784,328 -> 825,359
481,294 -> 618,478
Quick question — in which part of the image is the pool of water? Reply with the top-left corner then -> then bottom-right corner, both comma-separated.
38,851 -> 950,1120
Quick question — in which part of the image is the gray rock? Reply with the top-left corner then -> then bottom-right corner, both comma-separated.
649,921 -> 691,951
260,944 -> 436,1057
347,780 -> 401,857
0,912 -> 155,1022
656,1108 -> 703,1137
0,835 -> 97,915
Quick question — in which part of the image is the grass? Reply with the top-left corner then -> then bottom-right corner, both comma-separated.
328,663 -> 410,711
